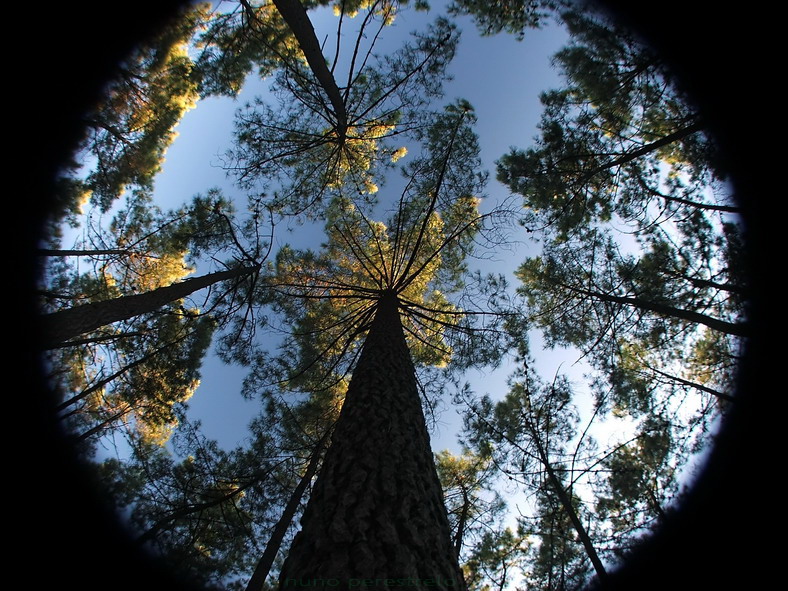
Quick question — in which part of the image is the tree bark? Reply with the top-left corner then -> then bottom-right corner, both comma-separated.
272,0 -> 348,138
40,265 -> 257,349
556,280 -> 749,337
246,430 -> 331,591
531,433 -> 607,582
277,292 -> 465,590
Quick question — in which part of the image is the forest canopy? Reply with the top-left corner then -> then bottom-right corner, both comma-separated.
36,1 -> 748,590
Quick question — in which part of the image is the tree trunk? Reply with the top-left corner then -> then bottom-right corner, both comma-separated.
136,463 -> 277,546
557,280 -> 749,337
531,434 -> 607,582
246,430 -> 331,591
40,265 -> 257,349
55,331 -> 192,412
47,331 -> 147,349
640,362 -> 735,403
633,173 -> 742,214
277,292 -> 465,590
36,248 -> 132,257
453,489 -> 469,560
272,0 -> 348,138
72,406 -> 130,444
579,120 -> 705,182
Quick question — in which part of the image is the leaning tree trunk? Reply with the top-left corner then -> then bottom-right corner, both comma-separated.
272,0 -> 348,138
39,265 -> 257,349
532,434 -> 607,583
246,430 -> 331,591
277,292 -> 465,590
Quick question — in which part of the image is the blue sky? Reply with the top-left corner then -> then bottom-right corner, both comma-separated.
140,3 -> 580,457
59,3 -> 726,577
43,5 -> 752,587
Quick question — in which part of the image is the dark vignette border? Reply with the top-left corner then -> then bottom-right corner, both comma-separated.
17,1 -> 770,589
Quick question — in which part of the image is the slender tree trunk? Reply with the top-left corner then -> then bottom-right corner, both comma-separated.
277,292 -> 465,589
646,489 -> 667,522
579,121 -> 705,182
557,280 -> 749,337
136,463 -> 279,545
136,487 -> 249,545
40,265 -> 257,349
272,0 -> 348,138
641,362 -> 735,402
47,331 -> 147,349
246,431 -> 331,591
72,407 -> 130,444
55,331 -> 192,412
665,270 -> 748,297
36,248 -> 132,257
454,490 -> 470,560
633,173 -> 742,214
531,435 -> 608,582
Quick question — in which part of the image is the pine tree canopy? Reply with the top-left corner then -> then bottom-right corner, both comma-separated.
36,2 -> 755,590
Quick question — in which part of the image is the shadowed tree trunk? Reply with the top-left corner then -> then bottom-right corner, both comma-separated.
40,265 -> 258,349
55,330 -> 194,412
37,248 -> 132,256
553,280 -> 750,337
271,0 -> 348,139
531,434 -> 607,582
453,489 -> 469,560
277,291 -> 465,590
246,430 -> 331,591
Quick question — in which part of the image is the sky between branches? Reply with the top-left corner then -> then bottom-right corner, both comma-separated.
122,2 -> 576,456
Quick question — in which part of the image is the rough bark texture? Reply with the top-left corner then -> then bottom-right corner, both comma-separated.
277,293 -> 465,590
40,265 -> 256,348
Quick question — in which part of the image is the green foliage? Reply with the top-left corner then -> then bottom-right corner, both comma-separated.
461,364 -> 583,493
98,422 -> 267,589
462,527 -> 529,591
194,1 -> 419,96
57,4 -> 208,219
227,7 -> 459,219
40,2 -> 747,587
53,309 -> 216,448
38,190 -> 231,318
594,414 -> 681,548
239,100 -> 508,399
96,386 -> 336,590
472,8 -> 746,562
40,190 -> 257,446
448,0 -> 556,40
522,483 -> 592,591
493,19 -> 746,567
515,228 -> 742,416
193,0 -> 304,98
496,8 -> 730,239
435,448 -> 506,559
